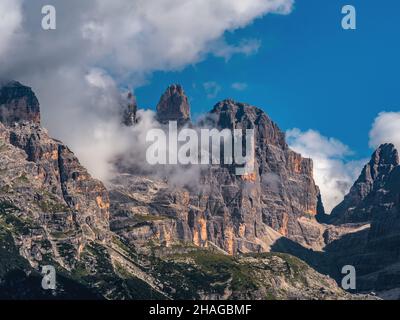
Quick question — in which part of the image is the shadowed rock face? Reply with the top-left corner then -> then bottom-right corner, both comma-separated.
0,81 -> 40,126
156,84 -> 191,126
122,92 -> 138,126
282,144 -> 400,298
328,143 -> 399,224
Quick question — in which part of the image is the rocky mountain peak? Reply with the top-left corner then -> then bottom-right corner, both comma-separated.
110,88 -> 324,255
208,99 -> 287,149
211,99 -> 248,120
354,143 -> 398,188
0,80 -> 374,300
369,143 -> 399,170
156,84 -> 191,125
328,143 -> 400,224
0,81 -> 41,126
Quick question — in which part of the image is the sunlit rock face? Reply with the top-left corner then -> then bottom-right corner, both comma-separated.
0,81 -> 376,300
156,84 -> 191,126
0,81 -> 110,271
110,86 -> 324,255
200,99 -> 323,250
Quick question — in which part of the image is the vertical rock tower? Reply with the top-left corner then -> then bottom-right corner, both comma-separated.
156,84 -> 191,126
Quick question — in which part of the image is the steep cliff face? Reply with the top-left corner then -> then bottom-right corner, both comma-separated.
0,119 -> 110,272
6,124 -> 110,241
206,100 -> 323,240
0,82 -> 165,299
329,143 -> 399,224
156,84 -> 191,126
343,144 -> 400,296
0,81 -> 40,126
110,86 -> 325,255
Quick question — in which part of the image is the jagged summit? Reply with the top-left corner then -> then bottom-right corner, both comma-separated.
369,143 -> 399,170
328,143 -> 400,224
211,99 -> 259,114
208,99 -> 287,149
156,84 -> 191,125
350,143 -> 398,197
0,81 -> 40,126
111,90 -> 324,255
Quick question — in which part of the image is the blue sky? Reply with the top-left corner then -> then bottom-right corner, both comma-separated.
135,0 -> 400,160
5,0 -> 398,210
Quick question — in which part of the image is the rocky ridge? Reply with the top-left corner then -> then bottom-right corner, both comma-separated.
0,81 -> 373,300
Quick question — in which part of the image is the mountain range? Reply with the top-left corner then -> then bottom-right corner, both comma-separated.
1,80 -> 398,299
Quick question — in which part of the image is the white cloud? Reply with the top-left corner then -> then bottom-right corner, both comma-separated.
369,111 -> 400,151
286,128 -> 366,213
85,68 -> 116,90
203,81 -> 222,99
0,0 -> 294,181
232,82 -> 248,91
1,0 -> 293,78
212,38 -> 261,61
0,0 -> 23,60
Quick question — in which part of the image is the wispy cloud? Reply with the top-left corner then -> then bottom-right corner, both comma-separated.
0,0 -> 22,59
232,82 -> 248,91
212,38 -> 261,61
203,81 -> 222,99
